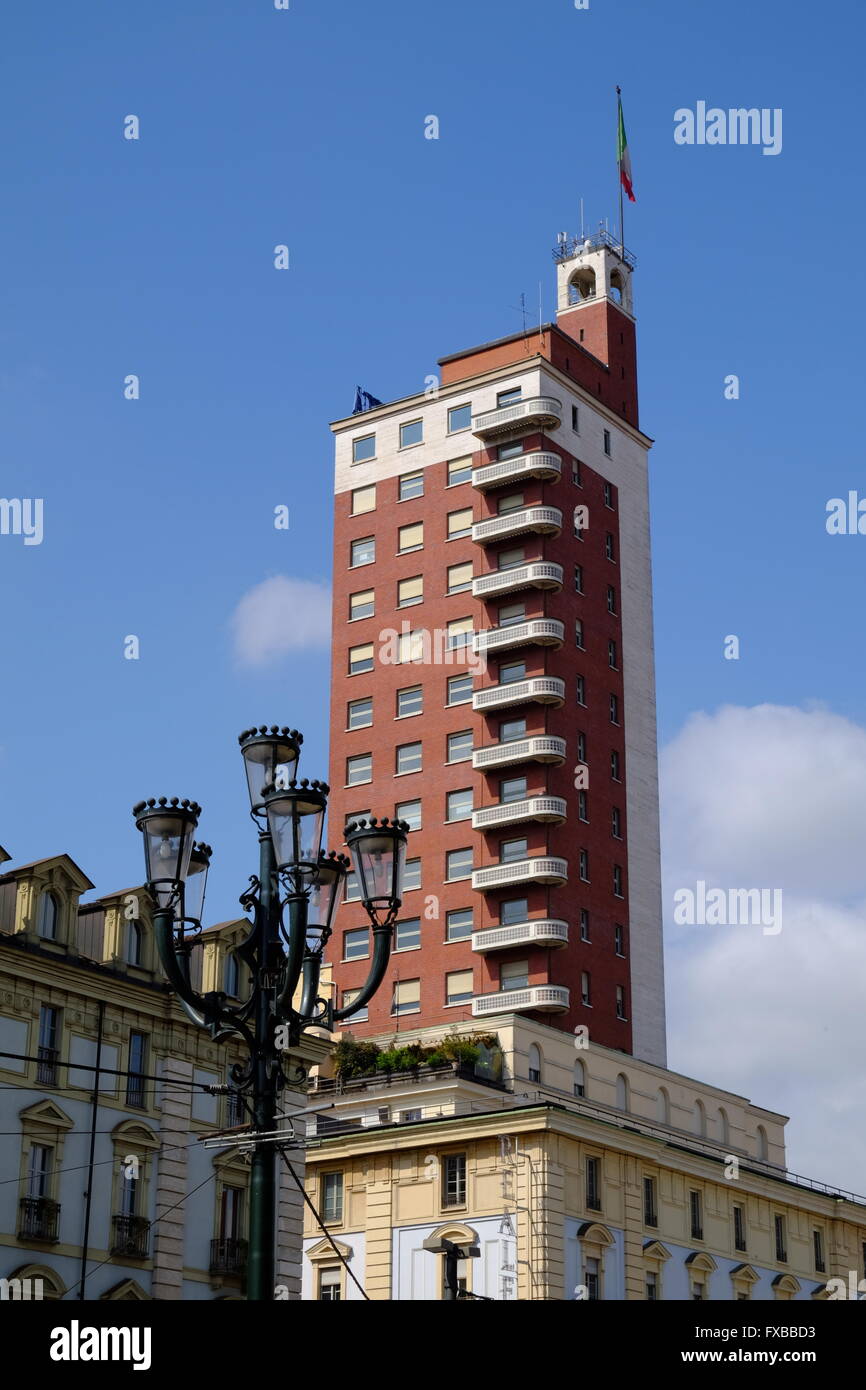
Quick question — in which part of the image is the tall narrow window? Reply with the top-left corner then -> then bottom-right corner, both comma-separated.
322,1172 -> 344,1223
643,1177 -> 658,1227
585,1156 -> 601,1211
37,893 -> 58,940
690,1190 -> 703,1240
774,1214 -> 787,1262
442,1154 -> 467,1208
37,1006 -> 60,1084
733,1205 -> 747,1252
127,1032 -> 148,1109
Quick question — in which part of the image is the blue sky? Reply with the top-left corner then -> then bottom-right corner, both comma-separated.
2,0 -> 865,1181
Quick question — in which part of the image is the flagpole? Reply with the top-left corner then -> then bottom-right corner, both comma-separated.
617,85 -> 624,259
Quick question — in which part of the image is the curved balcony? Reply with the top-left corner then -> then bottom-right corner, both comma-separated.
473,618 -> 564,656
471,506 -> 562,546
472,562 -> 563,600
472,919 -> 569,953
472,396 -> 562,439
472,796 -> 567,831
472,735 -> 567,771
472,856 -> 568,892
472,677 -> 565,713
472,984 -> 570,1017
472,451 -> 561,491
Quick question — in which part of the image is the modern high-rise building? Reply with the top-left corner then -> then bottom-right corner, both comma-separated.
328,232 -> 665,1066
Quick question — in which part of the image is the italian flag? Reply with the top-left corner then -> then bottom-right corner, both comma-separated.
617,92 -> 635,202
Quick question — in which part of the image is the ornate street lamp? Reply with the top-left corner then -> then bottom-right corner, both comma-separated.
132,727 -> 407,1302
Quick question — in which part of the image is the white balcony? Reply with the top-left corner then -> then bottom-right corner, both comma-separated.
471,506 -> 562,546
472,919 -> 569,953
472,451 -> 561,491
472,396 -> 562,439
472,677 -> 565,713
472,984 -> 570,1017
472,857 -> 568,892
472,736 -> 567,771
472,562 -> 563,600
473,618 -> 564,656
471,796 -> 567,831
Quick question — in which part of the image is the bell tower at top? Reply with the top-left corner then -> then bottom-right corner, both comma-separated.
553,230 -> 639,427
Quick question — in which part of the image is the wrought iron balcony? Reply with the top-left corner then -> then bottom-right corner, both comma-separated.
472,677 -> 565,713
111,1213 -> 151,1259
472,450 -> 561,491
472,984 -> 570,1017
472,735 -> 567,771
210,1237 -> 248,1277
472,919 -> 569,953
472,856 -> 568,892
473,618 -> 564,656
18,1196 -> 60,1242
472,396 -> 562,439
471,506 -> 562,546
472,562 -> 563,600
36,1046 -> 59,1085
472,796 -> 567,831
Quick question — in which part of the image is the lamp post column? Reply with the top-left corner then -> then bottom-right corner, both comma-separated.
247,831 -> 279,1302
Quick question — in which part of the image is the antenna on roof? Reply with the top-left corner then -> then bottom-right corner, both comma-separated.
580,198 -> 585,240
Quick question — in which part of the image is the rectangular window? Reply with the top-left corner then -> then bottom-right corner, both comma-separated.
319,1267 -> 342,1301
446,909 -> 473,942
497,387 -> 522,407
342,988 -> 368,1022
446,970 -> 474,1006
497,546 -> 525,571
774,1214 -> 787,1262
398,575 -> 424,608
500,775 -> 527,804
611,749 -> 621,780
497,439 -> 524,460
576,675 -> 586,706
500,838 -> 528,864
646,1272 -> 658,1301
398,470 -> 424,501
447,673 -> 474,705
500,659 -> 526,684
498,602 -> 526,627
350,536 -> 375,567
448,403 -> 472,433
733,1205 -> 747,1252
447,508 -> 473,540
579,849 -> 590,881
574,564 -> 584,593
585,1257 -> 600,1301
572,458 -> 582,486
577,731 -> 587,761
392,978 -> 421,1016
396,629 -> 426,665
351,484 -> 376,515
613,864 -> 624,898
581,971 -> 591,1006
398,522 -> 424,553
394,918 -> 421,951
571,404 -> 580,432
578,789 -> 588,822
607,585 -> 617,614
603,428 -> 612,456
349,589 -> 374,621
580,909 -> 590,942
397,685 -> 423,718
586,1156 -> 601,1211
400,419 -> 423,448
447,561 -> 474,594
37,1006 -> 60,1084
321,1172 -> 344,1223
446,787 -> 473,822
347,697 -> 372,730
616,985 -> 627,1020
396,742 -> 422,775
497,491 -> 524,515
605,532 -> 616,562
813,1228 -> 825,1273
346,753 -> 372,785
343,870 -> 361,903
603,481 -> 614,508
643,1176 -> 658,1227
575,619 -> 584,649
396,799 -> 422,831
343,928 -> 369,961
446,847 -> 473,881
442,1154 -> 467,1208
614,924 -> 625,955
352,434 -> 375,463
127,1031 -> 148,1108
349,642 -> 374,675
611,807 -> 622,838
500,959 -> 529,991
500,897 -> 528,926
690,1190 -> 703,1240
447,456 -> 472,486
608,639 -> 618,669
27,1143 -> 52,1199
446,616 -> 474,651
447,729 -> 473,763
610,694 -> 620,725
403,858 -> 421,892
500,717 -> 526,743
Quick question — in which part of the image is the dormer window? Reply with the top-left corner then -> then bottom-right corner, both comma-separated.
37,892 -> 58,940
125,921 -> 142,966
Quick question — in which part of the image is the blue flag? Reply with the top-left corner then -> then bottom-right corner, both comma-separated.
353,386 -> 383,414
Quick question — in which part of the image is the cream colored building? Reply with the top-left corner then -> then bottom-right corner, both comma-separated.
301,1015 -> 866,1301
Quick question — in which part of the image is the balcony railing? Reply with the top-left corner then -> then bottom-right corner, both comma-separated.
36,1046 -> 59,1085
472,450 -> 561,491
18,1196 -> 60,1243
210,1237 -> 248,1277
472,796 -> 567,831
471,506 -> 562,546
473,618 -> 564,656
472,562 -> 563,600
472,396 -> 562,439
472,856 -> 568,891
111,1214 -> 151,1259
472,984 -> 570,1017
472,677 -> 565,713
472,735 -> 567,771
472,919 -> 569,953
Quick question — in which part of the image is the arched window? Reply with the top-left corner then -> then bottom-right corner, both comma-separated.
615,1073 -> 630,1111
568,267 -> 597,305
656,1088 -> 670,1125
757,1125 -> 768,1161
37,893 -> 58,940
693,1100 -> 706,1138
125,921 -> 142,966
574,1060 -> 586,1098
528,1044 -> 542,1084
224,952 -> 240,997
718,1108 -> 730,1146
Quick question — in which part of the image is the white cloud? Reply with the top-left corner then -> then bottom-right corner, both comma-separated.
230,576 -> 331,668
661,703 -> 866,1195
